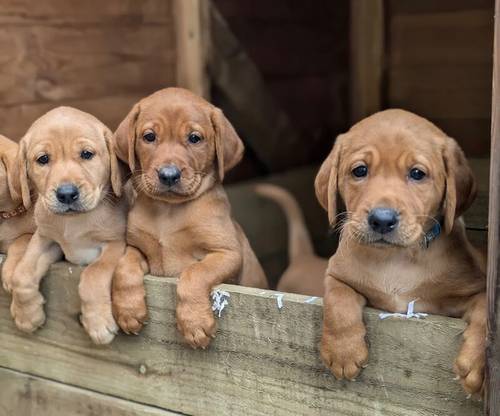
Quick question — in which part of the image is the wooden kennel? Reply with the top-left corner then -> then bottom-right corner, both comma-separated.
0,0 -> 498,415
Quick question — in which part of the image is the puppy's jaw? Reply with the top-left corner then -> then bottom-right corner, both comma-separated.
343,215 -> 424,248
135,171 -> 215,203
43,185 -> 104,215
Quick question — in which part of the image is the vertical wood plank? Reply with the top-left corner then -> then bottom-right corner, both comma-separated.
174,0 -> 211,98
487,0 -> 500,413
350,0 -> 385,123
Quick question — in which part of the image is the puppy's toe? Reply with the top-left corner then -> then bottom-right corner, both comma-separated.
2,277 -> 13,294
11,296 -> 46,333
81,309 -> 119,345
113,304 -> 148,335
454,346 -> 485,397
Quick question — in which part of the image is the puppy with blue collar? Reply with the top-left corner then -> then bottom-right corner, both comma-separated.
315,109 -> 486,396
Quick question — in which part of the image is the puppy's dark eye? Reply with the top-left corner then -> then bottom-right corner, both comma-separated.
352,165 -> 368,178
143,131 -> 156,143
188,132 -> 202,144
409,168 -> 426,181
36,154 -> 49,165
80,150 -> 94,160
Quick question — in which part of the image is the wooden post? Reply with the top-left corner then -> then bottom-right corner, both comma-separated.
487,1 -> 500,413
174,0 -> 210,98
350,0 -> 385,123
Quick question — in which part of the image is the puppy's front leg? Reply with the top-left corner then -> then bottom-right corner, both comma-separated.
2,233 -> 32,293
454,292 -> 486,396
176,249 -> 242,349
10,231 -> 62,332
112,246 -> 149,335
79,241 -> 125,345
321,274 -> 368,380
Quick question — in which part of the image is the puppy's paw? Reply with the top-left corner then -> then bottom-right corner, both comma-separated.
2,273 -> 13,294
81,305 -> 118,345
176,301 -> 216,349
11,293 -> 46,333
321,330 -> 368,380
112,293 -> 148,335
454,342 -> 485,396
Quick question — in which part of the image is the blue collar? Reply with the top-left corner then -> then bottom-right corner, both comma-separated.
423,220 -> 442,249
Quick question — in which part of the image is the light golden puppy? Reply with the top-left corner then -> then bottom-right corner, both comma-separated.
111,87 -> 268,348
9,107 -> 127,344
0,135 -> 36,289
315,109 -> 486,395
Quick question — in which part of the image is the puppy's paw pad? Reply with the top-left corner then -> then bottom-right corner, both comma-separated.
11,302 -> 46,333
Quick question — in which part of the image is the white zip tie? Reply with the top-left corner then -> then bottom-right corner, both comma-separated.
379,300 -> 428,320
271,293 -> 284,310
211,289 -> 230,318
304,296 -> 319,304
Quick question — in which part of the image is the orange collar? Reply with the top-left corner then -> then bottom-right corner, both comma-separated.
0,204 -> 27,220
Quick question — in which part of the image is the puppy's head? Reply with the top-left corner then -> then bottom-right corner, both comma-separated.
0,135 -> 21,208
113,88 -> 244,203
315,109 -> 476,248
17,107 -> 122,214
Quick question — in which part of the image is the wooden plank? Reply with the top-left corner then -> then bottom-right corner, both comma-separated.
486,0 -> 500,413
0,366 -> 179,416
174,0 -> 210,98
0,260 -> 482,416
209,6 -> 302,171
349,0 -> 384,123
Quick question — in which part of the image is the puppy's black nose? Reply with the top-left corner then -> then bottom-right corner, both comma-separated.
158,165 -> 181,187
368,208 -> 399,234
56,183 -> 79,204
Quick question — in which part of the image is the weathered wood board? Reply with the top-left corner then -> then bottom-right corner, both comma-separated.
0,261 -> 482,416
0,366 -> 179,416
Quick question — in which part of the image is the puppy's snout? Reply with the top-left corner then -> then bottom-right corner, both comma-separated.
368,208 -> 399,234
158,165 -> 181,187
56,183 -> 79,204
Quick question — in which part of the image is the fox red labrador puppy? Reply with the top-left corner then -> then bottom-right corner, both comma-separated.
111,87 -> 267,348
315,109 -> 486,395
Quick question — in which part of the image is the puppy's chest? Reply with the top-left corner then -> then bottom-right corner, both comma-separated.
128,208 -> 203,275
40,220 -> 102,266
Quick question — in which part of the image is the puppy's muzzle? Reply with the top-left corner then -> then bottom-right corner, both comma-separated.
158,165 -> 181,188
56,183 -> 80,205
368,207 -> 399,234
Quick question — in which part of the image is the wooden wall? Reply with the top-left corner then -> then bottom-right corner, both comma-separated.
386,0 -> 494,157
212,0 -> 350,173
0,0 -> 177,140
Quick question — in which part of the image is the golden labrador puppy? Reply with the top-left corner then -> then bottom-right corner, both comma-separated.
0,135 -> 36,289
315,109 -> 486,395
9,107 -> 127,344
111,87 -> 268,348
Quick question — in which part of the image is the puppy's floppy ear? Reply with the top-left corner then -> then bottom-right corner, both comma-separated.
315,134 -> 345,225
442,136 -> 476,234
113,102 -> 140,172
210,107 -> 244,181
0,141 -> 21,202
14,139 -> 31,209
103,127 -> 122,197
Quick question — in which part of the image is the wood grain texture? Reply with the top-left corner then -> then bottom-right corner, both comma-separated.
0,260 -> 482,416
486,0 -> 500,413
350,0 -> 384,123
0,366 -> 180,416
174,0 -> 210,98
387,1 -> 494,157
0,0 -> 176,139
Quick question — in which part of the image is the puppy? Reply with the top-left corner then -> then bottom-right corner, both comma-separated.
111,87 -> 268,348
9,107 -> 127,344
315,109 -> 486,395
0,135 -> 36,290
255,184 -> 327,296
